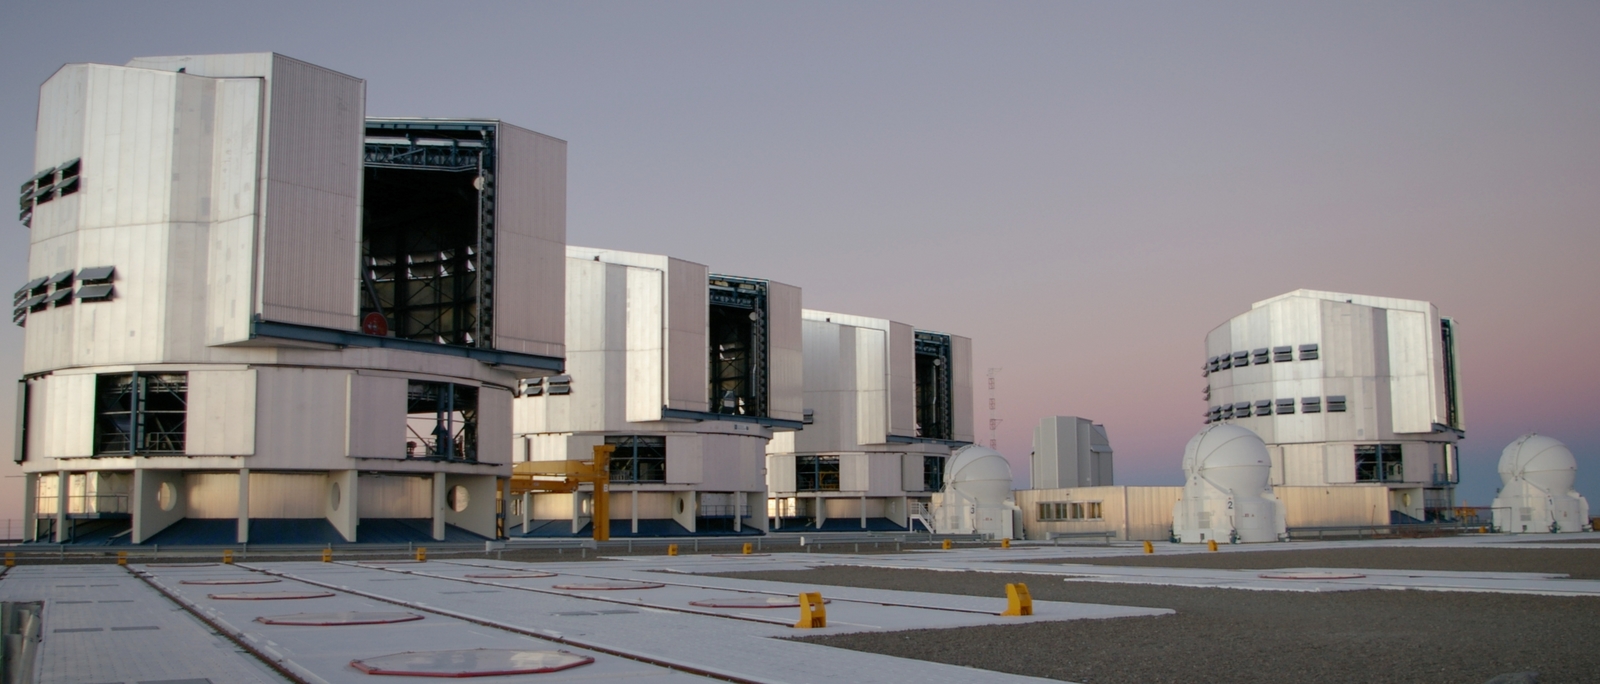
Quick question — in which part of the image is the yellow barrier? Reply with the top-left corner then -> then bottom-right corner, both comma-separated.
5,551 -> 14,567
1207,539 -> 1218,552
1143,541 -> 1154,554
1002,583 -> 1033,616
667,544 -> 679,556
223,550 -> 234,564
942,539 -> 953,550
794,592 -> 827,629
1001,538 -> 1011,549
742,542 -> 753,555
416,547 -> 427,562
117,551 -> 127,566
322,548 -> 333,563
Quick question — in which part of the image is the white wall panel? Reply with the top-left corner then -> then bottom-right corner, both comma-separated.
477,386 -> 513,466
855,327 -> 888,445
765,280 -> 804,422
949,334 -> 974,442
346,373 -> 405,458
839,453 -> 870,493
767,454 -> 795,493
205,78 -> 264,346
888,322 -> 915,438
248,472 -> 325,518
185,472 -> 240,518
492,123 -> 566,358
1386,309 -> 1434,434
625,264 -> 665,422
357,473 -> 430,518
665,258 -> 708,412
43,373 -> 95,458
187,368 -> 257,455
254,367 -> 349,469
666,434 -> 704,484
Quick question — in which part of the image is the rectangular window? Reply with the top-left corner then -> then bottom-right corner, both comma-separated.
1355,444 -> 1404,482
795,455 -> 840,491
605,435 -> 666,483
1326,395 -> 1347,412
1273,346 -> 1293,362
922,455 -> 946,492
405,380 -> 478,461
95,372 -> 188,455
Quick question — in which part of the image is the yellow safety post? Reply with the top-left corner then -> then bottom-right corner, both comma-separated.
1001,538 -> 1011,549
1002,583 -> 1033,616
1143,541 -> 1154,554
223,550 -> 234,564
794,592 -> 827,629
1207,539 -> 1218,552
742,542 -> 753,555
416,547 -> 427,562
117,551 -> 127,566
5,551 -> 14,567
942,539 -> 953,550
322,548 -> 333,563
667,544 -> 679,556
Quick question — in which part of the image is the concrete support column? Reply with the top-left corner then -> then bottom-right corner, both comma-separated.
54,470 -> 67,543
631,490 -> 639,534
499,477 -> 511,540
572,492 -> 588,535
521,492 -> 532,534
21,473 -> 37,542
733,491 -> 742,532
326,470 -> 358,542
431,472 -> 447,541
860,494 -> 867,529
814,493 -> 826,529
237,468 -> 250,544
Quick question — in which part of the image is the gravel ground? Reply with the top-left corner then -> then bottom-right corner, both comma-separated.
1022,546 -> 1600,580
719,565 -> 1600,684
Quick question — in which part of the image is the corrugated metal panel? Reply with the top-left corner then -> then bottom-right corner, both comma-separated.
187,369 -> 257,455
887,322 -> 915,438
903,454 -> 924,492
666,434 -> 703,484
357,473 -> 430,518
185,472 -> 240,518
346,373 -> 405,458
767,454 -> 795,493
1017,486 -> 1181,541
254,367 -> 350,469
44,373 -> 96,458
492,123 -> 566,358
476,386 -> 513,468
949,334 -> 974,442
839,453 -> 870,493
248,472 -> 325,518
865,452 -> 901,496
625,264 -> 665,422
205,78 -> 264,346
1386,309 -> 1434,434
855,327 -> 888,445
765,280 -> 804,422
1274,485 -> 1388,527
665,258 -> 707,412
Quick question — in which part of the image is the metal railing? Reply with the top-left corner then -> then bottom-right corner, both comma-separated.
1287,520 -> 1494,540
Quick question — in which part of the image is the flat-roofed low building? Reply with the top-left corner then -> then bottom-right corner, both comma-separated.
765,310 -> 973,531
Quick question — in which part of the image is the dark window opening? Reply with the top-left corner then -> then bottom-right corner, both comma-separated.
361,121 -> 496,349
95,372 -> 187,455
923,455 -> 946,492
1326,395 -> 1347,412
405,380 -> 478,461
708,275 -> 768,417
1355,444 -> 1404,482
605,435 -> 666,483
795,455 -> 840,491
914,331 -> 953,440
1441,319 -> 1461,429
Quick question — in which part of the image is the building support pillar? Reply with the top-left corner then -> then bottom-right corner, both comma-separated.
431,472 -> 447,541
521,492 -> 532,535
21,472 -> 37,542
54,470 -> 67,543
631,490 -> 639,534
860,494 -> 867,529
733,491 -> 742,532
237,468 -> 250,544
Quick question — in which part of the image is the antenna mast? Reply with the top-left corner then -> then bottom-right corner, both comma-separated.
987,368 -> 1002,450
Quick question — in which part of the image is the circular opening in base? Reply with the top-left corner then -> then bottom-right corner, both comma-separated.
181,578 -> 282,586
464,572 -> 556,579
255,611 -> 423,626
157,482 -> 178,512
329,481 -> 342,511
207,591 -> 336,601
447,485 -> 470,512
350,649 -> 594,677
1257,571 -> 1367,580
689,596 -> 829,608
551,581 -> 665,591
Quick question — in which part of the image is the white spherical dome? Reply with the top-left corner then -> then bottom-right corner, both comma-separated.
944,444 -> 1014,506
1499,433 -> 1577,493
1185,424 -> 1271,494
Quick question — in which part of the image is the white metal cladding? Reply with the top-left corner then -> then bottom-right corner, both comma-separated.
184,472 -> 240,518
855,326 -> 889,445
839,453 -> 870,492
624,263 -> 665,423
247,472 -> 325,518
695,433 -> 769,491
1275,485 -> 1389,527
489,123 -> 566,358
666,434 -> 704,484
476,386 -> 513,464
254,367 -> 352,470
765,280 -> 804,422
346,373 -> 406,458
41,373 -> 96,458
357,472 -> 431,518
887,322 -> 916,438
665,257 -> 708,412
1015,486 -> 1182,541
186,369 -> 257,456
949,334 -> 974,442
767,453 -> 796,492
903,454 -> 925,492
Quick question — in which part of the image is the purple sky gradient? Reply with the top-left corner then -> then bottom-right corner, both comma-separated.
1,2 -> 1596,524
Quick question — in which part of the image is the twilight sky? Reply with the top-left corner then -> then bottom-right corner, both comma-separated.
1,1 -> 1597,525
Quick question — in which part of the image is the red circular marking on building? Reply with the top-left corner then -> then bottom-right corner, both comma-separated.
349,649 -> 595,676
362,312 -> 389,336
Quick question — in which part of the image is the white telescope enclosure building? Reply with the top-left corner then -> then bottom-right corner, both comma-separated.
15,53 -> 568,545
1491,434 -> 1591,534
1203,289 -> 1464,524
513,247 -> 803,536
766,310 -> 973,531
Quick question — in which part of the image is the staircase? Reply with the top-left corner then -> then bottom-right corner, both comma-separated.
908,501 -> 935,533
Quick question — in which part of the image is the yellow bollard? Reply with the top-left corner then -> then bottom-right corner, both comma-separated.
416,547 -> 427,562
1207,539 -> 1218,552
117,551 -> 128,566
942,539 -> 953,550
1002,583 -> 1033,616
223,549 -> 234,564
5,551 -> 14,567
322,548 -> 333,563
667,544 -> 679,556
1001,538 -> 1011,549
794,592 -> 827,629
1143,541 -> 1154,554
742,542 -> 753,555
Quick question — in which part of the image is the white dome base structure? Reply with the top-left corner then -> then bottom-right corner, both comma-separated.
928,445 -> 1021,539
1491,434 -> 1591,534
1172,424 -> 1287,544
